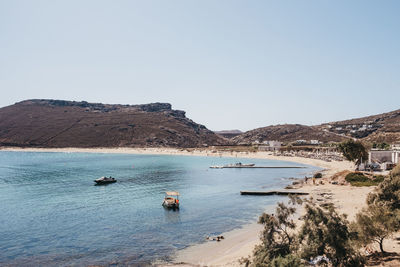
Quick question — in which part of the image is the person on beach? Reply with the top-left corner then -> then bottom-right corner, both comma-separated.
312,176 -> 316,185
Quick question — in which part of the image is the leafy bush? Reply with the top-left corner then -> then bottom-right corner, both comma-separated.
345,172 -> 369,183
352,167 -> 400,253
368,168 -> 400,210
248,197 -> 364,266
372,142 -> 390,150
250,196 -> 302,266
353,205 -> 400,253
345,172 -> 383,187
253,203 -> 298,264
391,164 -> 400,177
298,202 -> 365,266
373,175 -> 385,183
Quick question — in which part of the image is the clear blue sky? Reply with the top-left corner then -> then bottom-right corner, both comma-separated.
1,1 -> 399,131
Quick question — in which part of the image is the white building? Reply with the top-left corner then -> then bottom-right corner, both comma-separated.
391,143 -> 400,151
259,141 -> 282,151
369,150 -> 400,170
310,140 -> 320,145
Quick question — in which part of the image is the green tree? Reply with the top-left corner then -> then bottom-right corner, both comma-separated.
367,165 -> 400,210
353,205 -> 400,253
353,165 -> 400,253
247,196 -> 366,266
379,142 -> 390,150
338,140 -> 368,168
251,196 -> 302,266
372,142 -> 390,150
298,202 -> 365,266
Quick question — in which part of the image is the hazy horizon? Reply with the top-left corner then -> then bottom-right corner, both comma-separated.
1,1 -> 399,131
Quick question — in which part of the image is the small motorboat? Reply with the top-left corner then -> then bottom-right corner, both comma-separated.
94,176 -> 117,185
162,191 -> 180,209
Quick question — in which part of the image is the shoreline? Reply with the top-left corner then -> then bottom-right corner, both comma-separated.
1,146 -> 359,266
4,147 -> 398,266
0,146 -> 353,176
163,185 -> 375,267
5,147 -> 399,265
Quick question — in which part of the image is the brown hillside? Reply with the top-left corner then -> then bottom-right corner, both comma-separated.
232,124 -> 348,144
0,99 -> 227,148
235,108 -> 400,145
317,109 -> 400,142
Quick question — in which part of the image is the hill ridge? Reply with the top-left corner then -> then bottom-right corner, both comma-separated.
0,99 -> 227,148
233,108 -> 400,144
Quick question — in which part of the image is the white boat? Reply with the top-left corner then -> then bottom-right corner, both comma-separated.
162,191 -> 180,209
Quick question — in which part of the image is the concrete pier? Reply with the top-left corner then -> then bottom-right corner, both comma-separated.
210,166 -> 305,169
240,190 -> 309,196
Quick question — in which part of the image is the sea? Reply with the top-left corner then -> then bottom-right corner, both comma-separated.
0,151 -> 318,266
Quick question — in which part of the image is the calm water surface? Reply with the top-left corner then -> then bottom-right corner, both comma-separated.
0,151 -> 318,266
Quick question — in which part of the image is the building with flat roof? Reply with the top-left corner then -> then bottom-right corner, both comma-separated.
258,140 -> 282,151
369,149 -> 400,170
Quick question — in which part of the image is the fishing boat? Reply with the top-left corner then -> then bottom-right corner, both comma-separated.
94,176 -> 117,185
162,191 -> 180,209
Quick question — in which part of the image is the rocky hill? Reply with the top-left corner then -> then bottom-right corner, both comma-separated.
233,108 -> 400,145
2,100 -> 399,148
0,99 -> 227,148
232,124 -> 348,144
317,109 -> 400,143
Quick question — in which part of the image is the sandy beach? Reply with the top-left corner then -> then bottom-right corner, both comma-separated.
2,147 -> 399,266
0,146 -> 352,173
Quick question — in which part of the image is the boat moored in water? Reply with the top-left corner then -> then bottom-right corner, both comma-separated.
209,165 -> 223,169
210,162 -> 256,168
94,176 -> 117,185
223,162 -> 255,168
162,191 -> 180,209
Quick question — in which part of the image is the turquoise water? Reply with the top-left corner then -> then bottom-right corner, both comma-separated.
0,151 -> 317,266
